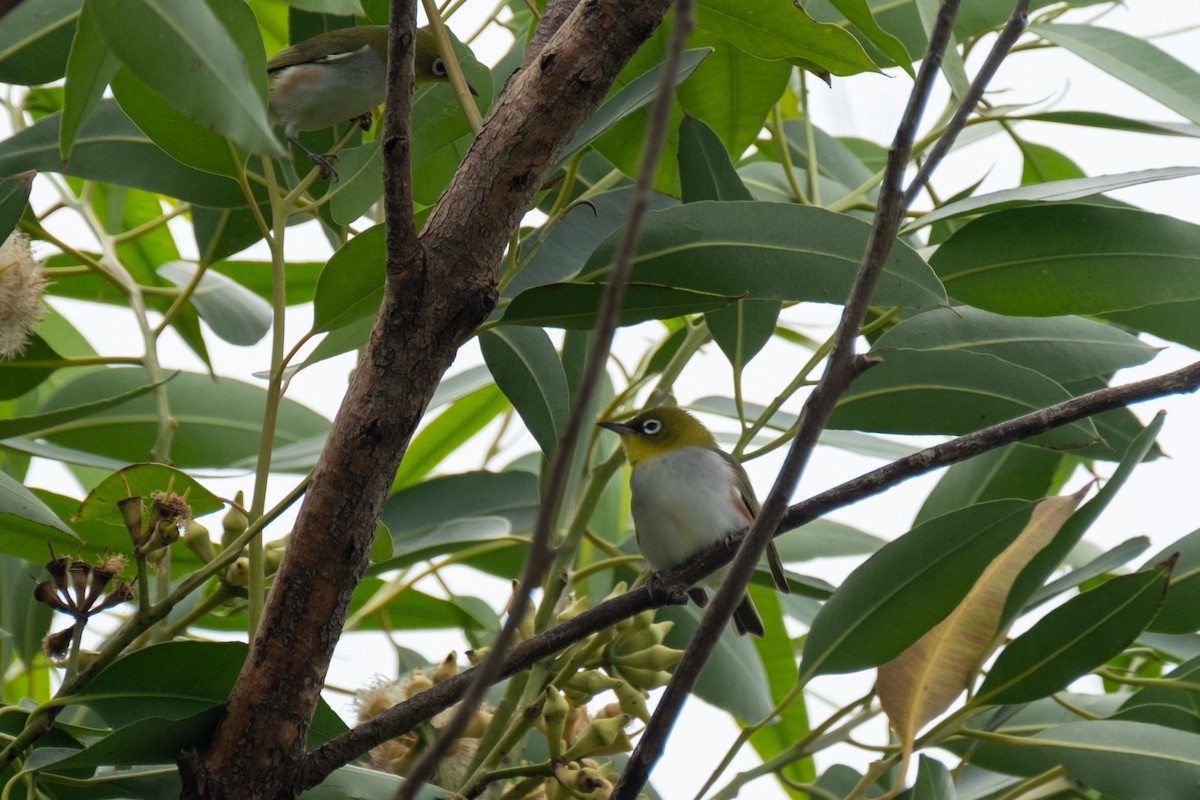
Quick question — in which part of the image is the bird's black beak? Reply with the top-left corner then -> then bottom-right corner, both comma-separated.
467,81 -> 479,97
597,420 -> 635,436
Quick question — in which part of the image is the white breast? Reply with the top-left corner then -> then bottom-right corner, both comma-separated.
629,446 -> 749,572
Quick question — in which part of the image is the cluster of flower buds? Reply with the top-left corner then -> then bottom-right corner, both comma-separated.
357,652 -> 492,789
35,552 -> 133,660
551,758 -> 619,800
600,607 -> 681,692
119,490 -> 191,561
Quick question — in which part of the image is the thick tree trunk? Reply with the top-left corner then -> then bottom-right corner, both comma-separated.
180,1 -> 672,796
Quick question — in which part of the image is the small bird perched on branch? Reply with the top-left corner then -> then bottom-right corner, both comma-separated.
600,406 -> 790,636
267,25 -> 475,178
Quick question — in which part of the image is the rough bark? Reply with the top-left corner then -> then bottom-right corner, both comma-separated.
180,1 -> 672,797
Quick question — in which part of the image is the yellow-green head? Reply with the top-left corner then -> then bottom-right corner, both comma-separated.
597,406 -> 718,466
267,26 -> 451,85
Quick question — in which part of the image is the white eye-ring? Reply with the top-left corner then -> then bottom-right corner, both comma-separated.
641,419 -> 662,435
431,58 -> 447,76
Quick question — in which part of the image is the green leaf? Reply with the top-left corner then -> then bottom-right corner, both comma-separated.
0,101 -> 245,206
931,204 -> 1200,318
0,553 -> 54,672
914,444 -> 1063,527
0,0 -> 79,85
1019,140 -> 1086,184
911,755 -> 955,800
1116,654 -> 1200,733
391,385 -> 509,490
479,327 -> 569,457
1013,109 -> 1200,138
705,298 -> 779,371
44,709 -> 222,773
871,306 -> 1159,384
110,68 -> 240,177
676,31 -> 793,157
0,376 -> 164,439
310,224 -> 384,333
580,202 -> 946,309
1029,537 -> 1151,608
558,49 -> 710,168
382,470 -> 538,543
800,499 -> 1035,678
678,116 -> 753,203
773,519 -> 884,562
87,0 -> 278,154
506,189 -> 677,297
73,463 -> 223,523
828,0 -> 913,76
157,261 -> 272,346
347,580 -> 496,632
662,602 -> 773,720
0,171 -> 34,244
0,471 -> 75,537
1004,411 -> 1166,623
327,140 -> 383,225
1142,527 -> 1200,634
976,565 -> 1169,706
696,0 -> 879,75
34,367 -> 330,469
60,4 -> 120,163
908,167 -> 1200,231
1027,720 -> 1200,798
501,283 -> 736,329
1034,23 -> 1200,126
827,349 -> 1097,450
747,586 -> 815,789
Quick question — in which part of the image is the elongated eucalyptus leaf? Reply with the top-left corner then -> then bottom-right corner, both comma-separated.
705,298 -> 779,372
558,49 -> 710,168
0,171 -> 34,243
914,444 -> 1063,527
60,4 -> 119,163
310,224 -> 384,333
909,166 -> 1200,230
871,306 -> 1159,384
34,368 -> 330,469
0,378 -> 165,440
479,327 -> 569,457
1034,24 -> 1200,126
1116,654 -> 1200,733
74,463 -> 223,523
508,188 -> 678,297
579,202 -> 946,309
0,101 -> 245,206
0,0 -> 79,85
158,261 -> 271,346
828,0 -> 912,75
1004,411 -> 1165,622
678,116 -> 753,203
800,500 -> 1035,678
0,471 -> 74,536
1027,537 -> 1150,608
912,755 -> 955,800
110,68 -> 240,178
878,493 -> 1081,750
827,349 -> 1096,449
696,0 -> 879,75
502,283 -> 735,329
977,564 -> 1169,706
676,30 -> 792,157
88,0 -> 278,155
930,204 -> 1200,317
1142,527 -> 1200,634
1028,720 -> 1200,797
662,603 -> 773,721
391,385 -> 509,490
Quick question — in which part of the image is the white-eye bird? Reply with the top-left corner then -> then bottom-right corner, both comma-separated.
599,406 -> 790,636
266,26 -> 474,178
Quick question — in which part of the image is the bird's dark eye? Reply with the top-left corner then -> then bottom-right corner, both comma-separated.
431,58 -> 447,76
641,419 -> 662,435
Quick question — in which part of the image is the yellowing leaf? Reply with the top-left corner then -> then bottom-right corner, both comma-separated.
877,490 -> 1085,764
